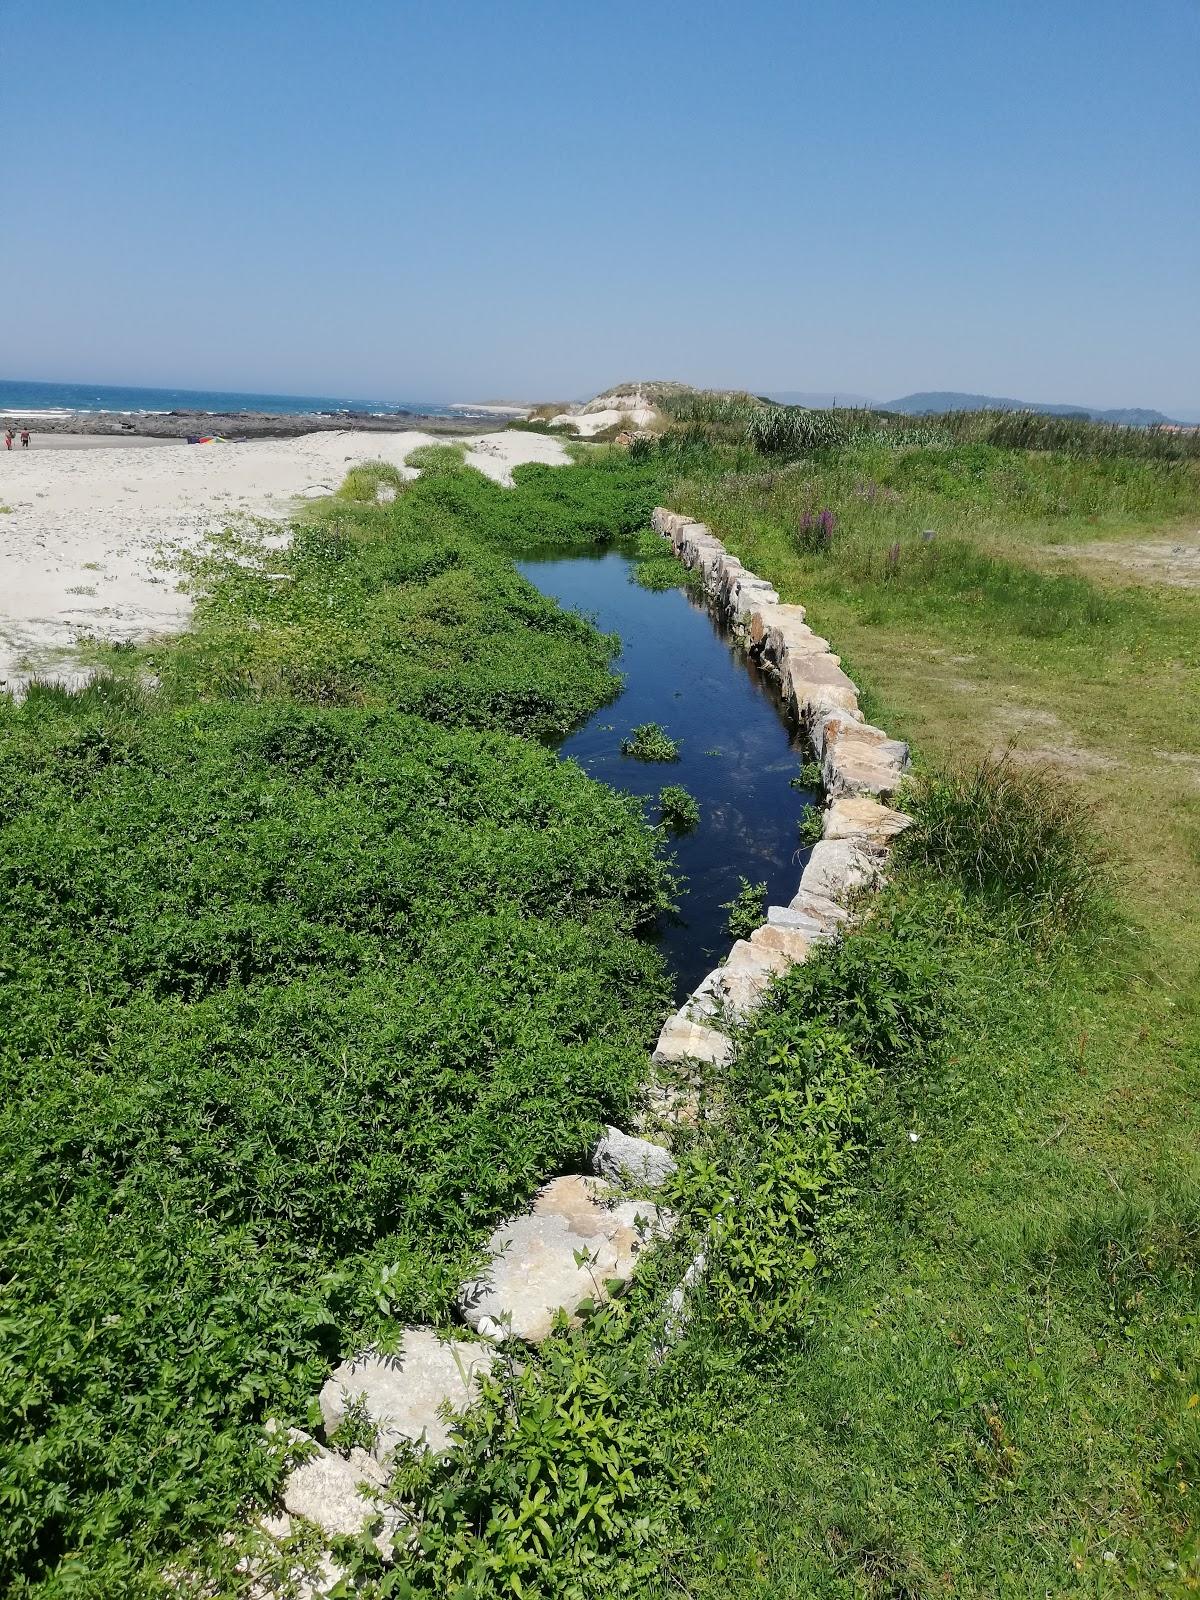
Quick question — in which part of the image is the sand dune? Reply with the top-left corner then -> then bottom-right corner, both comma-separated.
0,428 -> 569,693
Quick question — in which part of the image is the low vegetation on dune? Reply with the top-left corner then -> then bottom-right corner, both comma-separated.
4,399 -> 1200,1595
0,453 -> 679,1595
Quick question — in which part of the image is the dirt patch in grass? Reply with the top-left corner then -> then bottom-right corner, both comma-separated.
990,703 -> 1127,776
1048,537 -> 1200,587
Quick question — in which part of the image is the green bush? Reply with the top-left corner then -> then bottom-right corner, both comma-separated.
659,783 -> 700,832
620,722 -> 680,762
0,459 -> 686,1596
722,876 -> 766,939
674,1019 -> 876,1336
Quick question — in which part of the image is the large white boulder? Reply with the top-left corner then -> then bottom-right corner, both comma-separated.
458,1176 -> 674,1343
319,1332 -> 497,1461
652,1009 -> 733,1067
593,1125 -> 677,1187
800,839 -> 884,905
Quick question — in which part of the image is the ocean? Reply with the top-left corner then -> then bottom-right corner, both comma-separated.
0,377 -> 473,419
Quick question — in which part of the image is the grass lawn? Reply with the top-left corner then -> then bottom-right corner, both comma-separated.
660,436 -> 1200,1595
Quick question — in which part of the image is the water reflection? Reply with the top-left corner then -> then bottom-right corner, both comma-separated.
517,548 -> 817,999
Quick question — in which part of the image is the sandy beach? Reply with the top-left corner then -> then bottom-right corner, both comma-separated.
0,427 -> 569,694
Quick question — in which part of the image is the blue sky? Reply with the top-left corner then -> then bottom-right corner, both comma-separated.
6,0 -> 1199,411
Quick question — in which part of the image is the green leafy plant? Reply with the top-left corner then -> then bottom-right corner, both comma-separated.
620,722 -> 680,762
384,1314 -> 699,1597
722,876 -> 767,939
672,1019 -> 876,1336
791,760 -> 824,791
327,1394 -> 379,1456
798,803 -> 825,846
659,783 -> 700,832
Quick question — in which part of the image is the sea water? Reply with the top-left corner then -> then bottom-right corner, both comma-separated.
0,377 -> 484,419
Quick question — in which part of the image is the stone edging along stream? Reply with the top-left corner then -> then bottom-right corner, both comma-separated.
260,510 -> 914,1579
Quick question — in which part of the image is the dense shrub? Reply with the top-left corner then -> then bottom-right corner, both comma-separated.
620,722 -> 680,762
0,458 -> 682,1595
676,1018 -> 876,1336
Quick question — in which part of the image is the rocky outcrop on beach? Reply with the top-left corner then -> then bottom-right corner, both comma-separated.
5,409 -> 501,441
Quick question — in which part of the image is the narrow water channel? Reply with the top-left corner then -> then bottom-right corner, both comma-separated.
517,547 -> 818,1000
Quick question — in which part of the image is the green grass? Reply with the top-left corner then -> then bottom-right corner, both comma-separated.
7,422 -> 1200,1595
405,440 -> 468,473
647,425 -> 1200,1594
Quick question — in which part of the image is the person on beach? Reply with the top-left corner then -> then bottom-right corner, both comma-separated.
3,429 -> 13,450
20,428 -> 30,448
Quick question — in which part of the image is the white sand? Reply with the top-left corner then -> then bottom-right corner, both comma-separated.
0,428 -> 570,693
549,390 -> 657,437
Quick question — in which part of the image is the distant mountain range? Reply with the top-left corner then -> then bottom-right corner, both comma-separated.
879,391 -> 1189,427
769,389 -> 875,409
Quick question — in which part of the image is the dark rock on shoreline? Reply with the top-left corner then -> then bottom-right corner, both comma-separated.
4,409 -> 502,440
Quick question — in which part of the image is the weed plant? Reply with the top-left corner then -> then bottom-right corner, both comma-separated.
722,877 -> 766,939
621,722 -> 680,762
659,783 -> 701,832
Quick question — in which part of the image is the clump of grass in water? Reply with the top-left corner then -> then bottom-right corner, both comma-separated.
621,722 -> 680,762
895,752 -> 1112,941
723,876 -> 767,939
659,783 -> 700,832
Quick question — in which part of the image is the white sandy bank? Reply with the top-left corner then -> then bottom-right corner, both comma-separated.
0,428 -> 570,692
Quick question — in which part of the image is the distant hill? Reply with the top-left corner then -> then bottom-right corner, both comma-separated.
769,389 -> 875,409
881,391 -> 1184,427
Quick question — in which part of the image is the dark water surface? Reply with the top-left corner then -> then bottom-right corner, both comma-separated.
517,548 -> 817,1000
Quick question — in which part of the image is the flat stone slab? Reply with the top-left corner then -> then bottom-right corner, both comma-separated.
319,1331 -> 497,1460
281,1433 -> 396,1553
823,795 -> 912,843
783,655 -> 860,718
690,940 -> 793,1022
800,839 -> 884,905
653,1009 -> 732,1067
821,717 -> 909,798
593,1125 -> 677,1187
749,921 -> 811,962
458,1175 -> 675,1342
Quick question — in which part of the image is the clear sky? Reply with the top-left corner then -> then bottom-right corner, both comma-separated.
6,0 -> 1198,411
